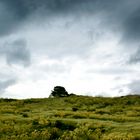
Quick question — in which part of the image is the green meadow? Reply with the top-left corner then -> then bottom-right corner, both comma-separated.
0,95 -> 140,140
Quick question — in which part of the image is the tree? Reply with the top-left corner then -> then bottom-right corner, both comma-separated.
50,86 -> 69,98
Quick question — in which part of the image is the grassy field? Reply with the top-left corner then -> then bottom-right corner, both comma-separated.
0,95 -> 140,140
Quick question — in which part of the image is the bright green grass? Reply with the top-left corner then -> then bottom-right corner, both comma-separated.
0,95 -> 140,140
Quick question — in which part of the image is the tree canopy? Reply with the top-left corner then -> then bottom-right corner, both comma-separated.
50,86 -> 69,98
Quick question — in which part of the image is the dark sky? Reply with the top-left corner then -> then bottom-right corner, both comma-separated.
0,0 -> 140,98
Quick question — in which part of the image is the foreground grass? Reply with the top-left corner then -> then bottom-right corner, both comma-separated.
0,95 -> 140,140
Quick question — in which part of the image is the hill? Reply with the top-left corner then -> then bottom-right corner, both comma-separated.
0,95 -> 140,140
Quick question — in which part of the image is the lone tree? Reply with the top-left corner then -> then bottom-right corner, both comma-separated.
50,86 -> 69,97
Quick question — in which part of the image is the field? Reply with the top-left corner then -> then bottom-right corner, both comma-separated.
0,95 -> 140,140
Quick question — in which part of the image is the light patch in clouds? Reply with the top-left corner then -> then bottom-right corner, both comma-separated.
3,53 -> 133,98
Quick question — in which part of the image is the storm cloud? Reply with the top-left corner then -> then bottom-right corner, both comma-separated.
1,0 -> 140,48
1,0 -> 140,40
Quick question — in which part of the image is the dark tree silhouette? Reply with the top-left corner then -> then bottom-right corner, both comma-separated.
50,86 -> 69,97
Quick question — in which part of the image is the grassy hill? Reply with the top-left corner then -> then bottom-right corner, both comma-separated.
0,95 -> 140,140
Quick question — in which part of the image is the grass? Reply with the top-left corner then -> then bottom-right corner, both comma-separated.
0,95 -> 140,139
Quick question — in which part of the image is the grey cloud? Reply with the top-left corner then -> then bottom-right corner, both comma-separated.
0,1 -> 26,36
128,80 -> 140,95
122,7 -> 140,43
2,0 -> 122,22
3,0 -> 120,15
3,0 -> 94,15
3,39 -> 31,67
0,79 -> 16,94
1,0 -> 140,45
2,0 -> 140,66
128,47 -> 140,64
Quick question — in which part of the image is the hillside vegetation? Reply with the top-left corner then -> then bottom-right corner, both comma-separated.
0,95 -> 140,140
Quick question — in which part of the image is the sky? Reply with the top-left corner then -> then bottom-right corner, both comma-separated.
0,0 -> 140,99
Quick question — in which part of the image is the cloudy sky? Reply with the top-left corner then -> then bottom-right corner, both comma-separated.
0,0 -> 140,98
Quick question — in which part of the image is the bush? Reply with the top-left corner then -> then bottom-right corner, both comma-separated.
72,107 -> 78,112
22,113 -> 29,118
60,124 -> 100,140
54,120 -> 77,131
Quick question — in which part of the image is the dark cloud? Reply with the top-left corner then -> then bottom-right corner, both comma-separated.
1,0 -> 140,45
122,7 -> 140,43
3,39 -> 31,67
0,1 -> 26,36
128,47 -> 140,64
3,0 -> 93,14
0,79 -> 16,94
2,0 -> 121,20
4,0 -> 120,14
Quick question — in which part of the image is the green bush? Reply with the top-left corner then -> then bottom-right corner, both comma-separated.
54,120 -> 77,131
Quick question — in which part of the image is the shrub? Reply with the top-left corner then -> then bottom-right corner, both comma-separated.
54,120 -> 77,131
32,119 -> 39,125
22,113 -> 29,118
60,124 -> 100,140
72,107 -> 78,112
